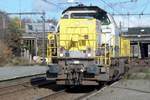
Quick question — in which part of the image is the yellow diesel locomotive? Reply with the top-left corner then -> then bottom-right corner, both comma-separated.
46,5 -> 130,85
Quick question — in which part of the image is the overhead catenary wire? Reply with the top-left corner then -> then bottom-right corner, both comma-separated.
109,0 -> 134,6
108,0 -> 138,15
99,0 -> 132,28
99,0 -> 122,14
58,2 -> 80,5
140,0 -> 149,14
112,12 -> 150,27
112,13 -> 150,16
106,0 -> 150,27
41,0 -> 64,10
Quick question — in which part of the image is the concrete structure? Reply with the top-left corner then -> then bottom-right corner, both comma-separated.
0,66 -> 48,81
88,80 -> 150,100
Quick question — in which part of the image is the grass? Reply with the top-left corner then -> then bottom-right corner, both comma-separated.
0,57 -> 37,67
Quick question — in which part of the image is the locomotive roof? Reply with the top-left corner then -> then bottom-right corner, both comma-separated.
62,5 -> 107,14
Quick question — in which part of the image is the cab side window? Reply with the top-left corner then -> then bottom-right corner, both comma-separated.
62,14 -> 69,19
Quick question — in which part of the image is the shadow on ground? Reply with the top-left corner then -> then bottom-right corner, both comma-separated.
30,77 -> 103,93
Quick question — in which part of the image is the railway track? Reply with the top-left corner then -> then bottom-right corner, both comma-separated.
37,81 -> 118,100
0,74 -> 51,97
0,72 -> 119,100
37,79 -> 119,100
0,81 -> 33,96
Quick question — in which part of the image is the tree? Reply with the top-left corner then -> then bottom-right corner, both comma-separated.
0,40 -> 12,65
0,11 -> 24,65
5,17 -> 23,56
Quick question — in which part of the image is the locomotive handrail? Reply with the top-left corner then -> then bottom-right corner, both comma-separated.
47,34 -> 115,66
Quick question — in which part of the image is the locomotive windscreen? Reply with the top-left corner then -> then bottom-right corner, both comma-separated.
71,13 -> 110,25
62,5 -> 110,25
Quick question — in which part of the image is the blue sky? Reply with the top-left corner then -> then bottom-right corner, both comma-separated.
0,0 -> 150,27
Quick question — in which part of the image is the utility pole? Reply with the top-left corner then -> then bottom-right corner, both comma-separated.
119,21 -> 122,56
35,28 -> 38,57
41,12 -> 46,64
0,13 -> 6,40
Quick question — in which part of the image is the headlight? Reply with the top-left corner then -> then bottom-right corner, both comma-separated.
87,53 -> 91,57
60,53 -> 63,57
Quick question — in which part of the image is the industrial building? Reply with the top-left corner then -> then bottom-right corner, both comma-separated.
21,22 -> 56,58
123,27 -> 150,58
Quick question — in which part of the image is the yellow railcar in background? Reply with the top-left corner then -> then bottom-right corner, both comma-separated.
120,37 -> 131,57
